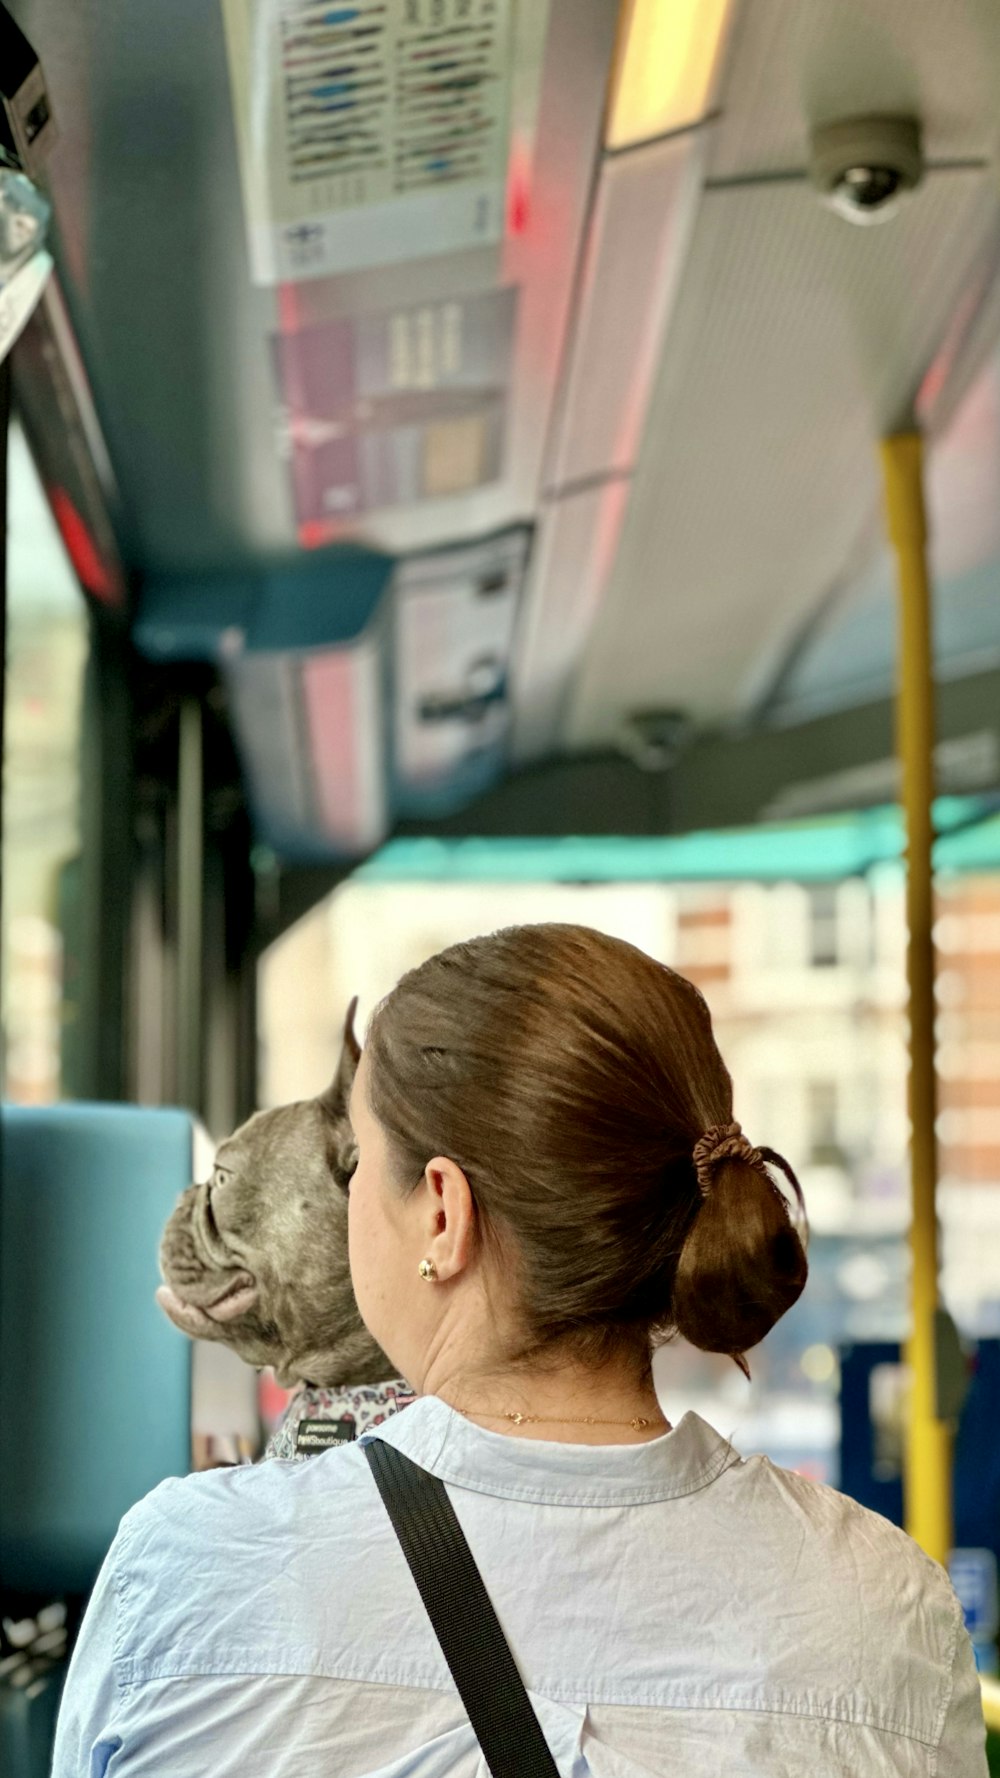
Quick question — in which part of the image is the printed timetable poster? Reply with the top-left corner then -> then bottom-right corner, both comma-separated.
221,0 -> 514,283
274,285 -> 516,536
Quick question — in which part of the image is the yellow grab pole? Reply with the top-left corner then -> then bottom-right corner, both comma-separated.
882,436 -> 998,1726
879,431 -> 952,1566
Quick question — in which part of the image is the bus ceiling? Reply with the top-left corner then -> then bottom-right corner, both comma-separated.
9,0 -> 1000,863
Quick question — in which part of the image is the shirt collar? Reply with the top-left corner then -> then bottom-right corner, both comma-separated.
358,1395 -> 741,1506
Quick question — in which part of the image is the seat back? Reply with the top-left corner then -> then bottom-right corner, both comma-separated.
0,1104 -> 194,1596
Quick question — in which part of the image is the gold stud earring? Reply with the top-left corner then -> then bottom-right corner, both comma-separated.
418,1258 -> 437,1282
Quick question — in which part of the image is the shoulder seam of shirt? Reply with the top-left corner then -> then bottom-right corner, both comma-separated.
111,1510 -> 138,1695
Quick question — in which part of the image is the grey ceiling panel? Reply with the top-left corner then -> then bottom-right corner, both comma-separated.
768,356 -> 1000,723
566,161 -> 1000,748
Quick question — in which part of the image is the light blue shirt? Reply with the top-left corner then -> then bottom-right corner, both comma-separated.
52,1395 -> 987,1776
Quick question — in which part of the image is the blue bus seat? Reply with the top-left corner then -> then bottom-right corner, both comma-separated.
0,1103 -> 195,1598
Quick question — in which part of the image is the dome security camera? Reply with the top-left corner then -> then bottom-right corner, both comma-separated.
809,117 -> 924,224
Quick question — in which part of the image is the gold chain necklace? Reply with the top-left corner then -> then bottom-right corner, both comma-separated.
455,1407 -> 667,1431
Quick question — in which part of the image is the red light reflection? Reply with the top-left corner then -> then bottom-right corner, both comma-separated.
49,486 -> 121,604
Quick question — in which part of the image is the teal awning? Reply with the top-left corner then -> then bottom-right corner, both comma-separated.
357,798 -> 1000,884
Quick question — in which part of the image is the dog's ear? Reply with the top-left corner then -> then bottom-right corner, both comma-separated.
318,996 -> 361,1120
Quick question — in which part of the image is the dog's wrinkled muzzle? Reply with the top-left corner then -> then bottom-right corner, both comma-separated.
157,1181 -> 260,1332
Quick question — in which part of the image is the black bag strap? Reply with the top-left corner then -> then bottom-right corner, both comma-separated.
364,1438 -> 560,1778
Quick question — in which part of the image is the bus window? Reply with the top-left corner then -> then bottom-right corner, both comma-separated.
1,420 -> 88,1105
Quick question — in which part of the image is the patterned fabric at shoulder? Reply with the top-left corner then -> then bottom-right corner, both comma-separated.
265,1379 -> 417,1462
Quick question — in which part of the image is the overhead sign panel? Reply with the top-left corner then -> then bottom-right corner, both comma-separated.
222,0 -> 514,282
275,285 -> 516,536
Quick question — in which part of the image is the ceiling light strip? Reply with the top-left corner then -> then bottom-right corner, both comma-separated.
605,0 -> 733,153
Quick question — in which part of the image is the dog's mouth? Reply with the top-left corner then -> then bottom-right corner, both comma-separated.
156,1270 -> 259,1333
201,1270 -> 259,1321
158,1180 -> 260,1332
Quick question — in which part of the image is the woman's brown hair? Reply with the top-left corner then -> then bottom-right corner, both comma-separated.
365,923 -> 807,1380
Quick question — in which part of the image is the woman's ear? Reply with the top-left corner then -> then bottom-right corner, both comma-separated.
424,1156 -> 479,1274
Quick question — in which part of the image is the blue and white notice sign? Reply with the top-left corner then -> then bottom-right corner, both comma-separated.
948,1548 -> 999,1642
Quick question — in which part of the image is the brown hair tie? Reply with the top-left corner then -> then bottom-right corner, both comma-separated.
692,1122 -> 764,1197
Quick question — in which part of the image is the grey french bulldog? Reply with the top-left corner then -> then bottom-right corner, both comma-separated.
157,1002 -> 413,1455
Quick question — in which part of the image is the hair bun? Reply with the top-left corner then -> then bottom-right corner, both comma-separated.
672,1146 -> 807,1375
